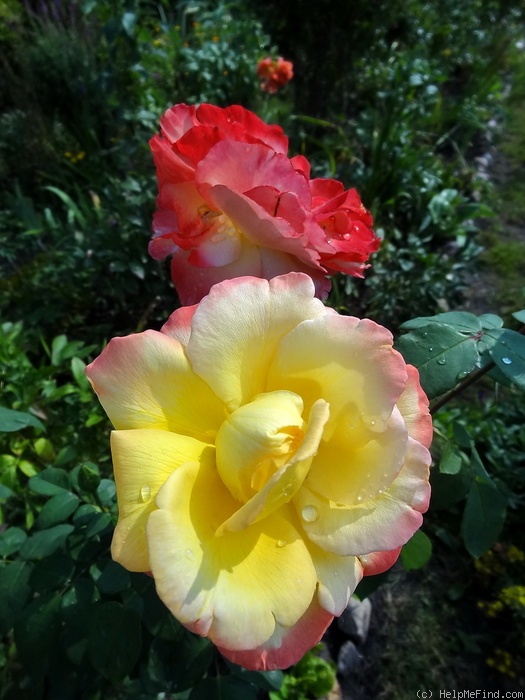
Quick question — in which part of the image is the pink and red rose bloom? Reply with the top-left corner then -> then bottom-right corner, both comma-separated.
148,103 -> 380,305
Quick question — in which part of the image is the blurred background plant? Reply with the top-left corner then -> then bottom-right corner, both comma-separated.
1,0 -> 524,697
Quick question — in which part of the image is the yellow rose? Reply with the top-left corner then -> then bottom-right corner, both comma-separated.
86,273 -> 432,670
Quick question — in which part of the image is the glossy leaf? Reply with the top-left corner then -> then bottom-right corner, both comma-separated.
489,329 -> 525,389
396,324 -> 479,398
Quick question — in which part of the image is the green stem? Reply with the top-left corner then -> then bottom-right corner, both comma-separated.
430,323 -> 525,415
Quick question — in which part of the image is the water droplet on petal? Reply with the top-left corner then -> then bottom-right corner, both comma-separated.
356,495 -> 363,502
276,539 -> 287,548
437,358 -> 446,365
185,549 -> 195,561
502,357 -> 512,365
283,486 -> 293,498
301,505 -> 319,523
140,485 -> 151,502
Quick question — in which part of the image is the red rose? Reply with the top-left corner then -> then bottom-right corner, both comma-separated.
149,103 -> 379,304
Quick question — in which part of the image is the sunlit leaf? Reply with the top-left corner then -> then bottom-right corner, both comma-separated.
489,329 -> 525,389
396,324 -> 479,398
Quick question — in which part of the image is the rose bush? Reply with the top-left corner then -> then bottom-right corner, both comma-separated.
86,272 -> 432,671
256,56 -> 294,93
148,103 -> 380,304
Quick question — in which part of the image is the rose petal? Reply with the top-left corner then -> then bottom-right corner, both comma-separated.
186,273 -> 329,410
160,305 -> 198,346
85,330 -> 223,442
295,437 -> 431,556
396,365 -> 433,449
305,407 -> 409,505
359,547 -> 402,576
216,399 -> 330,535
268,314 -> 408,439
217,596 -> 333,671
110,429 -> 213,571
147,460 -> 318,653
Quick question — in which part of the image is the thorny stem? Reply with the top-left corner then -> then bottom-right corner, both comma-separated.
430,323 -> 525,415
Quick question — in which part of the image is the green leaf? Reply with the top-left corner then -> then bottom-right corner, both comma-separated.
400,312 -> 482,334
439,443 -> 463,474
34,437 -> 55,462
28,467 -> 70,496
0,527 -> 27,556
0,560 -> 33,634
512,309 -> 525,324
20,523 -> 74,560
88,601 -> 141,683
479,314 -> 503,330
14,592 -> 62,678
396,324 -> 480,398
489,329 -> 525,389
0,406 -> 45,432
77,463 -> 101,493
50,334 -> 69,366
71,356 -> 90,390
400,530 -> 432,570
461,479 -> 507,558
35,492 -> 79,529
429,467 -> 472,510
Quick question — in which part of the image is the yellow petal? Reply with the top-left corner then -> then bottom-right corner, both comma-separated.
86,330 -> 224,442
215,390 -> 305,502
308,543 -> 363,616
216,398 -> 330,535
294,437 -> 431,557
268,314 -> 408,439
110,429 -> 213,571
186,274 -> 329,411
305,407 -> 408,505
147,461 -> 318,651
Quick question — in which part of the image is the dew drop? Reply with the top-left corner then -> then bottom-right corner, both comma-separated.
301,505 -> 319,523
185,549 -> 195,561
502,357 -> 512,365
140,485 -> 151,502
283,486 -> 293,498
356,495 -> 363,502
437,358 -> 446,365
276,539 -> 287,548
422,332 -> 428,338
457,370 -> 469,381
428,347 -> 434,352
